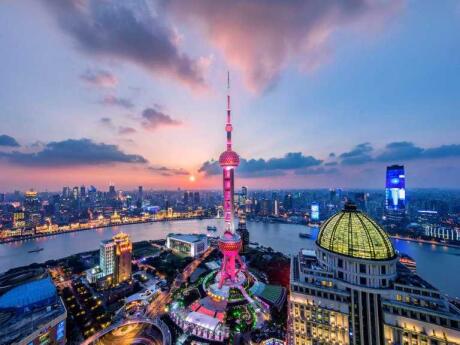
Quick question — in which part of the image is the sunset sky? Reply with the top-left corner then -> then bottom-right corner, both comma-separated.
1,0 -> 459,191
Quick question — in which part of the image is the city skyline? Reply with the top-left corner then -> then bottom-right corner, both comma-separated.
1,1 -> 460,191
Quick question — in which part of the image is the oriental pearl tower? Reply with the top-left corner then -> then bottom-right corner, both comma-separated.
217,72 -> 245,289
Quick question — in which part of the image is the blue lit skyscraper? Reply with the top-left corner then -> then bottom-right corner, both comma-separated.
311,202 -> 319,222
385,165 -> 406,222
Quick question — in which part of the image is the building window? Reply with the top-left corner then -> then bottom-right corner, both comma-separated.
338,271 -> 344,279
382,279 -> 387,287
360,277 -> 367,285
360,264 -> 366,274
338,258 -> 343,268
381,265 -> 386,274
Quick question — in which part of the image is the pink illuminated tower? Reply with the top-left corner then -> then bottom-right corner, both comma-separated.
217,72 -> 245,288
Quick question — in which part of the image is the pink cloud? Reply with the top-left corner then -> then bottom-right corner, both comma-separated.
166,0 -> 403,92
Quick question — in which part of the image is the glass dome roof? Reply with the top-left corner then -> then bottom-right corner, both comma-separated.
316,203 -> 396,260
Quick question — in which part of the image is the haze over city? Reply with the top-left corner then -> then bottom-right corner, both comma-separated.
0,0 -> 459,191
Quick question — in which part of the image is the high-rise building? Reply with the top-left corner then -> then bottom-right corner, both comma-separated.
108,184 -> 116,200
241,186 -> 248,199
113,232 -> 132,284
288,203 -> 460,345
98,232 -> 132,286
80,185 -> 86,198
72,186 -> 79,200
284,193 -> 293,211
24,190 -> 41,228
100,240 -> 116,277
13,210 -> 25,229
193,191 -> 200,205
310,202 -> 319,222
385,165 -> 406,222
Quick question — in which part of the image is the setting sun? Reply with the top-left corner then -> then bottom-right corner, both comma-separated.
189,175 -> 196,182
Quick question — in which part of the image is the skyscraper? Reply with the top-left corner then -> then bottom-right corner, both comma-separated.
113,232 -> 132,285
310,201 -> 319,222
385,165 -> 406,222
288,203 -> 460,345
99,232 -> 132,286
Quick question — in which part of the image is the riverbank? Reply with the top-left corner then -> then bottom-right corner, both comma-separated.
391,235 -> 460,249
0,216 -> 213,244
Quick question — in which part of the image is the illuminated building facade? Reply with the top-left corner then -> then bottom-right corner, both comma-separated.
100,239 -> 116,277
96,232 -> 132,286
288,203 -> 460,345
218,72 -> 245,289
166,233 -> 208,257
236,211 -> 250,253
310,202 -> 319,222
385,165 -> 406,222
113,232 -> 132,284
0,268 -> 67,345
24,190 -> 41,228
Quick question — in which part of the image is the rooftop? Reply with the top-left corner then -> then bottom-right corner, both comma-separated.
168,233 -> 207,243
317,203 -> 396,260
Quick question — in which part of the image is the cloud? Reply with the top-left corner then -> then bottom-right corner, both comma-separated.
0,138 -> 146,166
336,141 -> 460,165
80,68 -> 118,88
339,143 -> 374,165
141,107 -> 181,130
199,152 -> 322,177
118,126 -> 137,135
43,0 -> 206,89
148,166 -> 189,177
377,142 -> 460,162
99,117 -> 115,129
100,95 -> 134,109
165,0 -> 402,92
0,134 -> 20,147
295,167 -> 338,175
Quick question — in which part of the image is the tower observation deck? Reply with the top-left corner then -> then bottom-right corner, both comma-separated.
217,72 -> 245,288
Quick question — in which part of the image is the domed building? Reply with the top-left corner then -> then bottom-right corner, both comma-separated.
289,203 -> 460,345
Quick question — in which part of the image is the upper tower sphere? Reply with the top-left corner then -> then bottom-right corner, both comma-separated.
219,150 -> 240,167
316,203 -> 396,260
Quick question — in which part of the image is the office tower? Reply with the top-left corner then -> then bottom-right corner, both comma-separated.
310,202 -> 319,222
100,239 -> 116,277
0,193 -> 4,203
193,191 -> 200,205
289,203 -> 460,345
99,232 -> 132,285
108,184 -> 116,199
274,198 -> 280,217
284,193 -> 293,211
113,232 -> 132,284
80,185 -> 86,198
24,190 -> 41,228
241,186 -> 248,199
13,210 -> 25,229
72,186 -> 79,200
62,186 -> 69,199
183,191 -> 189,205
353,192 -> 367,211
138,185 -> 143,203
385,165 -> 406,222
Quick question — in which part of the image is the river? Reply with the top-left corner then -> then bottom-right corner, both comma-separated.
0,219 -> 458,298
